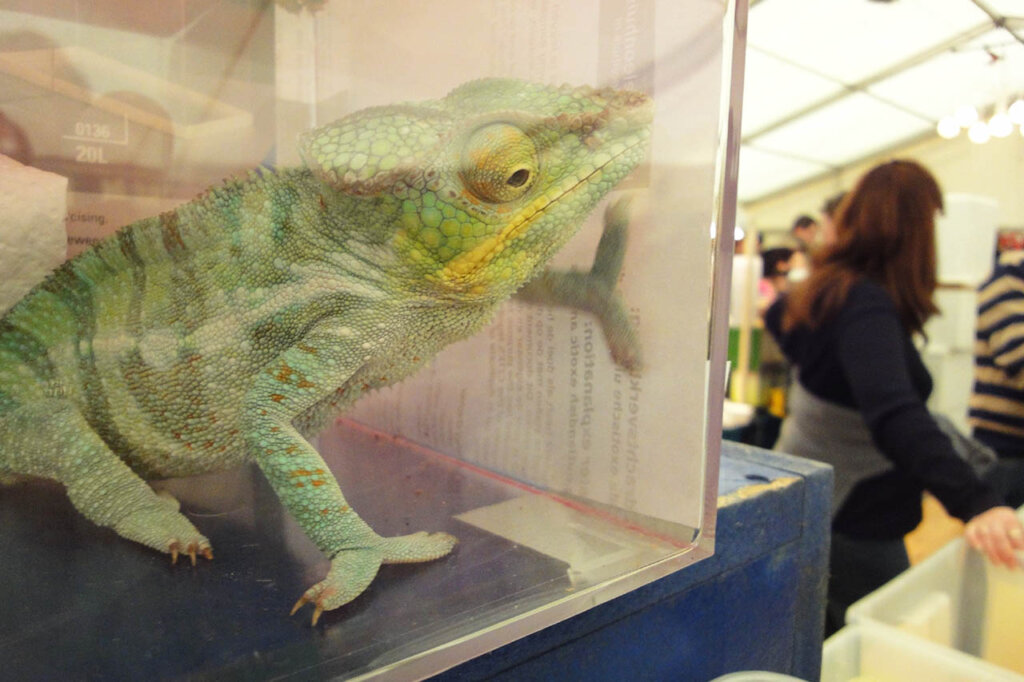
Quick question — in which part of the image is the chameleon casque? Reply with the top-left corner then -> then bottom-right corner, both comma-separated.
0,78 -> 652,624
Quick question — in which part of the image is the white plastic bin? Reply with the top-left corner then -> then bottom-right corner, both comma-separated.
925,286 -> 980,354
709,672 -> 803,681
846,510 -> 1024,678
935,193 -> 999,286
822,622 -> 1021,682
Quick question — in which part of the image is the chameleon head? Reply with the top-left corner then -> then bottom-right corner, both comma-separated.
299,78 -> 653,299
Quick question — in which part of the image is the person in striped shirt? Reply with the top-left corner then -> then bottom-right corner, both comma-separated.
970,250 -> 1024,508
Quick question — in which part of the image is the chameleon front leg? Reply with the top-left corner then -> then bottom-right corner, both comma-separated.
516,197 -> 641,371
243,335 -> 455,625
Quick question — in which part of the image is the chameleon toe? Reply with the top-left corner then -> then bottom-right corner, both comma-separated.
288,595 -> 309,617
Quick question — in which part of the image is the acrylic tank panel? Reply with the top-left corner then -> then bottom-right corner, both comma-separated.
0,1 -> 744,678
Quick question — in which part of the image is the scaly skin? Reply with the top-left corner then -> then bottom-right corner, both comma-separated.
0,78 -> 652,624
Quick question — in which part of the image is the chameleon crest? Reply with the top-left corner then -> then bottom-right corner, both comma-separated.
0,79 -> 652,624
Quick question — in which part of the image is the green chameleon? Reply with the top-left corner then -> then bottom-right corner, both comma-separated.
0,79 -> 651,624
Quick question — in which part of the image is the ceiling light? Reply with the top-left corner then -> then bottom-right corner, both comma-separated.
955,105 -> 979,128
989,112 -> 1013,138
936,116 -> 960,139
968,121 -> 991,144
1009,99 -> 1024,126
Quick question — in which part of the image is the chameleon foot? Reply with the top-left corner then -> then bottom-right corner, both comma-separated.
170,541 -> 214,566
291,532 -> 458,625
109,501 -> 212,565
513,196 -> 642,372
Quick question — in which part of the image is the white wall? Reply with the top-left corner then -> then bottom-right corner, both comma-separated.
741,132 -> 1024,233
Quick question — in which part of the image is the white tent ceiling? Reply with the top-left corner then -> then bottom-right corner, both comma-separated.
738,0 -> 1024,204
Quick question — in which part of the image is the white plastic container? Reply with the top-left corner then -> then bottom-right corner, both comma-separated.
925,286 -> 979,354
822,622 -> 1022,682
979,561 -> 1024,673
935,193 -> 999,286
709,672 -> 803,681
846,511 -> 1024,679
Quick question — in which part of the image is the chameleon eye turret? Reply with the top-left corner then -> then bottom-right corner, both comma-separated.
459,123 -> 538,203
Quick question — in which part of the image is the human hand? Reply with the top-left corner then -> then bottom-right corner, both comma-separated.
965,506 -> 1024,569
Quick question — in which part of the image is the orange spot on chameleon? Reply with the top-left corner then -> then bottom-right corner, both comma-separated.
275,364 -> 295,383
269,394 -> 285,403
311,480 -> 325,487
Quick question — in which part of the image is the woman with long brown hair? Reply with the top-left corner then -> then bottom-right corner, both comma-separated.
765,159 -> 1024,635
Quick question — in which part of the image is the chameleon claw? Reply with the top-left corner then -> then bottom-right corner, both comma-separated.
289,595 -> 309,617
290,594 -> 326,626
168,540 -> 211,565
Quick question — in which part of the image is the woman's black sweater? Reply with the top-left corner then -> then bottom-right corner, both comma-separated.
765,279 -> 1002,538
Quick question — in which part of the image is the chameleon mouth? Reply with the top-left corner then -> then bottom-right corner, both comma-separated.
441,129 -> 650,285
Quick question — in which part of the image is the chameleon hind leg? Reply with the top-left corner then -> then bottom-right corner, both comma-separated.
1,401 -> 212,564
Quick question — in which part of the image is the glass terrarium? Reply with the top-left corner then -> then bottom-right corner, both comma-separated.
0,1 -> 743,678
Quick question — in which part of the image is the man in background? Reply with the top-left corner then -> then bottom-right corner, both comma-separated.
790,214 -> 820,250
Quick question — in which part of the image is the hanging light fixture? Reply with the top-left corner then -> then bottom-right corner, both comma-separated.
933,40 -> 1024,144
1009,98 -> 1024,125
937,115 -> 960,139
968,120 -> 991,144
936,96 -> 1024,144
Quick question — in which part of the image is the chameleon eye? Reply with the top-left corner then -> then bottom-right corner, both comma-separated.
507,168 -> 530,187
460,123 -> 538,203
